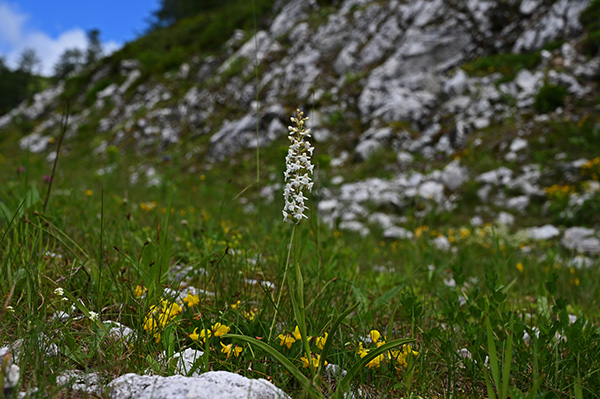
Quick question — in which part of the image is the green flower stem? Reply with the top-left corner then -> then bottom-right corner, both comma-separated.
294,257 -> 313,378
268,225 -> 296,342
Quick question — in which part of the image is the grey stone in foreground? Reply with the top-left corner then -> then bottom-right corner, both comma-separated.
108,371 -> 290,399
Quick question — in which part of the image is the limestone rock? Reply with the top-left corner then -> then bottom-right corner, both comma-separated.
108,371 -> 290,399
418,181 -> 445,203
383,226 -> 413,240
339,220 -> 370,236
57,370 -> 102,395
162,348 -> 205,377
562,227 -> 600,254
526,225 -> 560,240
506,196 -> 530,213
355,139 -> 382,161
513,0 -> 589,52
440,161 -> 468,191
497,212 -> 515,226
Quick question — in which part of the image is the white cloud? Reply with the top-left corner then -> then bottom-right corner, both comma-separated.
0,2 -> 121,76
0,2 -> 28,45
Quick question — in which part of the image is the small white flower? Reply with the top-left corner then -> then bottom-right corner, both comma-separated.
88,311 -> 99,322
6,305 -> 15,313
54,288 -> 64,296
283,109 -> 314,224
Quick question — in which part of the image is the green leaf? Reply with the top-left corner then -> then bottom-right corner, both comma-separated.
525,376 -> 543,399
574,376 -> 583,399
485,311 -> 501,394
537,296 -> 550,321
483,367 -> 498,399
351,286 -> 368,311
372,285 -> 403,311
508,386 -> 525,399
501,317 -> 514,399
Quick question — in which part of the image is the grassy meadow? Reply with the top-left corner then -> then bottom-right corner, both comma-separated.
0,110 -> 599,399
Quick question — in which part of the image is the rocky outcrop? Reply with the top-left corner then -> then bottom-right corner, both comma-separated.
108,371 -> 290,399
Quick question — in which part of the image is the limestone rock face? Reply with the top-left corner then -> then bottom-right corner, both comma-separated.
108,371 -> 290,399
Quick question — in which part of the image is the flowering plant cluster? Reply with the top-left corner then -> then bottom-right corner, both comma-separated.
142,291 -> 200,343
283,109 -> 314,223
357,329 -> 419,369
278,325 -> 329,369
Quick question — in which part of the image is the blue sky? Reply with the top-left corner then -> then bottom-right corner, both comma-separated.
0,0 -> 160,75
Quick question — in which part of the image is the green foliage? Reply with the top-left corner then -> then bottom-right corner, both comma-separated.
221,57 -> 249,79
580,0 -> 600,56
463,52 -> 541,82
117,0 -> 274,74
533,84 -> 567,113
149,0 -> 237,28
0,61 -> 48,115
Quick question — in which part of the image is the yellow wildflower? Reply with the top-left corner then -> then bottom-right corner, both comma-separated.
301,354 -> 327,369
391,344 -> 419,368
190,328 -> 200,341
278,334 -> 296,349
366,354 -> 384,369
220,342 -> 243,358
357,342 -> 369,358
140,201 -> 157,212
243,310 -> 256,321
292,325 -> 302,340
230,300 -> 241,310
316,332 -> 328,350
369,330 -> 381,344
163,302 -> 182,320
458,227 -> 471,239
85,190 -> 93,197
415,226 -> 429,239
220,342 -> 234,358
200,328 -> 211,342
183,292 -> 200,307
516,262 -> 524,273
212,322 -> 230,337
134,285 -> 147,298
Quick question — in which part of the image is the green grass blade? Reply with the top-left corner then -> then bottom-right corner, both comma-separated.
317,302 -> 359,376
334,338 -> 415,398
501,317 -> 514,399
225,333 -> 321,398
574,376 -> 583,399
485,312 -> 501,394
525,376 -> 543,399
483,367 -> 498,399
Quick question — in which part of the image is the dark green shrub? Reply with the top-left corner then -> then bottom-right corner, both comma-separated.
533,84 -> 567,113
580,0 -> 600,55
463,52 -> 541,83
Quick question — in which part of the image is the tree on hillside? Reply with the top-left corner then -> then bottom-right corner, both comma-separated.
149,0 -> 226,28
86,29 -> 103,64
0,57 -> 33,115
53,48 -> 84,80
17,48 -> 41,75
